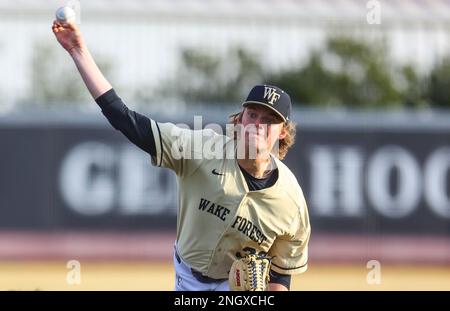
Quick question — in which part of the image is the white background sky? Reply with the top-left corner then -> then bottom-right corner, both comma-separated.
0,0 -> 449,111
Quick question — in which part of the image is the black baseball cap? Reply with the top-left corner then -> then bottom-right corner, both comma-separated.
242,84 -> 292,122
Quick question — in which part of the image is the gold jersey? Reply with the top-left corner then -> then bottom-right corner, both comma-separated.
150,120 -> 310,279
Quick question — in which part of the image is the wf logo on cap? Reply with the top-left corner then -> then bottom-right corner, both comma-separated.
263,87 -> 281,105
243,85 -> 291,122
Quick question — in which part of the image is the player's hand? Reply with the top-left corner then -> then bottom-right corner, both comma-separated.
52,20 -> 85,53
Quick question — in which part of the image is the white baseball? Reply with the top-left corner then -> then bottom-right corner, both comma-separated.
56,6 -> 76,24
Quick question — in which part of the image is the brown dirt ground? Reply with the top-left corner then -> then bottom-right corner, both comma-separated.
1,261 -> 448,291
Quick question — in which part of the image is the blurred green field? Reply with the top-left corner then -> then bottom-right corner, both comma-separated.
1,261 -> 449,291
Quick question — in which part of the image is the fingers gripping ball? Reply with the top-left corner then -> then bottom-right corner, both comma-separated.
229,254 -> 271,291
56,6 -> 76,24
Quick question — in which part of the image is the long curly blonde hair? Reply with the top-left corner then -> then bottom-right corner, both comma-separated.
227,110 -> 296,160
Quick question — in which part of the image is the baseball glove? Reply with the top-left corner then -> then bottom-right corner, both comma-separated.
228,254 -> 271,291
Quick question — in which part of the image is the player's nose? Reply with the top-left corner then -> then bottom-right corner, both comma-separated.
255,117 -> 268,133
253,116 -> 263,128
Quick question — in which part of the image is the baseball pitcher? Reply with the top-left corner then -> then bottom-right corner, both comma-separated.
52,20 -> 310,291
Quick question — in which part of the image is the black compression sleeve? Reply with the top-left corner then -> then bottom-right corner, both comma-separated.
269,270 -> 291,290
95,89 -> 156,157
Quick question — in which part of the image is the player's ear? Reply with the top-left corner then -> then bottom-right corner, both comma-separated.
278,124 -> 287,140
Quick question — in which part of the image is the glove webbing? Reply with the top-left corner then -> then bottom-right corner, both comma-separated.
247,255 -> 270,291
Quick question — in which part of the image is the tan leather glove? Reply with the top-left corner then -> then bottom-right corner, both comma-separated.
229,254 -> 271,291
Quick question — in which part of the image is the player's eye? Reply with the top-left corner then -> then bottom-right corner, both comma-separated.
249,112 -> 258,119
